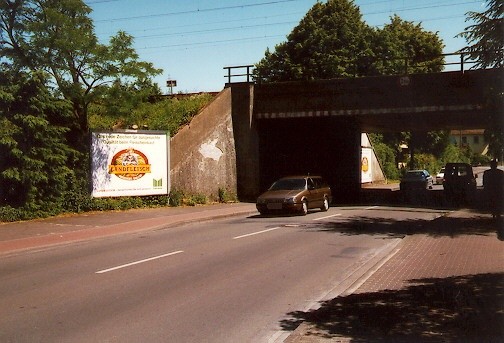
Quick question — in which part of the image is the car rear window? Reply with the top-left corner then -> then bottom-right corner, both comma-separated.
445,164 -> 472,177
270,178 -> 306,191
407,171 -> 424,177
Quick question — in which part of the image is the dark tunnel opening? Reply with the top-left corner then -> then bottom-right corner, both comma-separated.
257,116 -> 361,204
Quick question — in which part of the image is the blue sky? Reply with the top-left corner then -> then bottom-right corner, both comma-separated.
86,0 -> 487,93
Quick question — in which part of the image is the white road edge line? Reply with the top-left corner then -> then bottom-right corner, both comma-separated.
365,205 -> 379,210
313,213 -> 342,221
233,227 -> 283,240
96,250 -> 184,274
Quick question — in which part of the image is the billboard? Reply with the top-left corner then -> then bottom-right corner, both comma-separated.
91,130 -> 169,198
361,147 -> 373,183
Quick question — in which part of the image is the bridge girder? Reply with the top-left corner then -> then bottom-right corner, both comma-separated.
254,68 -> 502,133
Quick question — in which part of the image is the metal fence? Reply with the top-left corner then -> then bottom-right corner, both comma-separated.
223,52 -> 483,84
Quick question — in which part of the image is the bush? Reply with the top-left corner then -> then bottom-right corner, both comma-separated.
471,153 -> 491,166
0,206 -> 24,222
218,187 -> 238,203
141,195 -> 170,207
168,189 -> 184,207
411,153 -> 441,175
189,194 -> 207,205
182,193 -> 207,206
373,141 -> 401,180
1,188 -> 175,222
441,144 -> 471,164
89,93 -> 215,133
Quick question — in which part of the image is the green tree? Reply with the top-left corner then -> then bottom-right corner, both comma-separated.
91,78 -> 162,128
253,0 -> 444,82
441,143 -> 471,164
402,131 -> 451,169
457,0 -> 503,69
458,0 -> 503,162
369,133 -> 401,180
0,0 -> 162,152
254,0 -> 374,82
0,68 -> 76,211
375,15 -> 444,74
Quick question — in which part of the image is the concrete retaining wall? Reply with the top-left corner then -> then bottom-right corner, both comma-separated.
170,88 -> 237,200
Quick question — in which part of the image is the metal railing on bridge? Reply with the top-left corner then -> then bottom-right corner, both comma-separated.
223,65 -> 254,84
223,52 -> 482,84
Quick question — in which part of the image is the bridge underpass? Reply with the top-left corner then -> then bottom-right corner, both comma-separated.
257,116 -> 360,202
230,68 -> 502,203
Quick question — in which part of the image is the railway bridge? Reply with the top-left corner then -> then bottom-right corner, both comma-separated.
228,68 -> 502,201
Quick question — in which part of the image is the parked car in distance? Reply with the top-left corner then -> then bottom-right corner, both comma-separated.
436,167 -> 445,185
442,162 -> 477,200
399,170 -> 434,191
256,175 -> 332,215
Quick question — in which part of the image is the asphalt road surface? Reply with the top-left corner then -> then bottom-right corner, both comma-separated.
0,206 -> 448,342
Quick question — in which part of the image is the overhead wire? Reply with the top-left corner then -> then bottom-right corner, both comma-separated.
91,0 -> 303,23
89,0 -> 482,51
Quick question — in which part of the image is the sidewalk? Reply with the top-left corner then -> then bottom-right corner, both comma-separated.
285,209 -> 504,342
0,203 -> 502,342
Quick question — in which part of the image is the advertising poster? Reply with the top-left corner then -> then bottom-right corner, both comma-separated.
361,147 -> 373,183
91,131 -> 169,198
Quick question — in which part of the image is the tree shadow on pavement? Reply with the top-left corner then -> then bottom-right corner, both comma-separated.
281,273 -> 504,342
313,210 -> 502,238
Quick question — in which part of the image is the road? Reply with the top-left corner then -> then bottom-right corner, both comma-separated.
0,206 -> 448,343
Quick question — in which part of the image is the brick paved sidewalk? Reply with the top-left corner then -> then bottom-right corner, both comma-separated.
286,210 -> 504,342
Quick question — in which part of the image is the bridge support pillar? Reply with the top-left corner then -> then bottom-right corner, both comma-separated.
229,83 -> 261,201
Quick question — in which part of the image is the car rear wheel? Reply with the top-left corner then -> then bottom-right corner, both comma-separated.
320,197 -> 329,212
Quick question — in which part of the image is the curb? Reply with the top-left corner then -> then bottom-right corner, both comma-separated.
281,236 -> 405,343
0,207 -> 258,256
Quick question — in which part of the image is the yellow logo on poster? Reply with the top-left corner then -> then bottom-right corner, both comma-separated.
361,156 -> 369,173
108,148 -> 151,180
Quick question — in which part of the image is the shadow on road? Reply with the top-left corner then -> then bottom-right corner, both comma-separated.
314,210 -> 502,238
360,188 -> 497,213
281,272 -> 504,342
280,188 -> 503,342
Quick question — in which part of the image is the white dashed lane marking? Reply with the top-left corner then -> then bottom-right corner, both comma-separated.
96,250 -> 184,274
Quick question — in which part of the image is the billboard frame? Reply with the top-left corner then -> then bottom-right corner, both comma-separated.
90,130 -> 170,198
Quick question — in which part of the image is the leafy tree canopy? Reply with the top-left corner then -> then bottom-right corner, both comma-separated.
457,0 -> 503,161
253,0 -> 444,82
0,67 -> 76,210
254,0 -> 371,82
457,0 -> 503,69
0,0 -> 162,151
376,15 -> 444,74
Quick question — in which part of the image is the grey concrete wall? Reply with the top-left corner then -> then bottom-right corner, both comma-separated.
228,83 -> 260,201
170,88 -> 237,200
